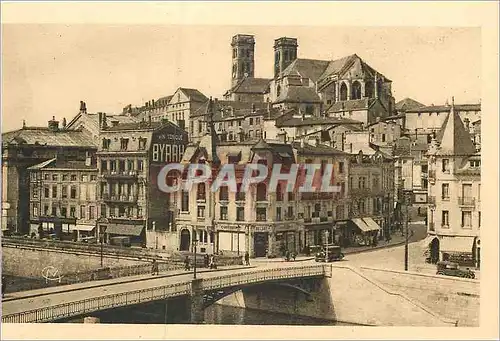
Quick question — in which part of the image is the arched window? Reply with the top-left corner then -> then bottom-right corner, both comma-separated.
352,81 -> 362,100
340,83 -> 348,101
256,183 -> 267,202
197,183 -> 206,201
365,81 -> 374,98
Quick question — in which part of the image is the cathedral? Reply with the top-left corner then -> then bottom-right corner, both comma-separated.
224,34 -> 396,125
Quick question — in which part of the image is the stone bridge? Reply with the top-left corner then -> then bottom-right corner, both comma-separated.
1,264 -> 330,324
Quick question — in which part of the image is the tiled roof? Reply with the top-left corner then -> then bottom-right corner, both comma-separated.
192,100 -> 269,118
229,78 -> 271,94
282,58 -> 330,82
395,98 -> 426,111
406,103 -> 481,113
179,88 -> 208,103
274,86 -> 322,104
436,107 -> 476,156
104,121 -> 165,131
292,142 -> 347,156
318,55 -> 355,81
252,139 -> 271,150
326,98 -> 371,113
276,112 -> 362,128
29,158 -> 96,170
2,127 -> 96,148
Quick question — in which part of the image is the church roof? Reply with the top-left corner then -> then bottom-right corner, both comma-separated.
436,104 -> 476,156
326,98 -> 372,113
282,58 -> 330,82
395,98 -> 426,111
274,86 -> 322,104
229,78 -> 271,94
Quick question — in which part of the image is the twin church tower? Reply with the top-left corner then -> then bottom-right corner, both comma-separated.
230,34 -> 298,87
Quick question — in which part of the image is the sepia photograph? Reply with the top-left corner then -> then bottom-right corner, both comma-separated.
1,2 -> 498,340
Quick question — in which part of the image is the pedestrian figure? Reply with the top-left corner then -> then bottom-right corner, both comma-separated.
204,254 -> 210,268
184,256 -> 191,271
209,255 -> 217,269
2,276 -> 6,298
291,251 -> 297,261
244,251 -> 250,266
285,250 -> 290,262
151,259 -> 159,275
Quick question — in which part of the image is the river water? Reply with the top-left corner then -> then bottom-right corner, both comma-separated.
205,304 -> 338,325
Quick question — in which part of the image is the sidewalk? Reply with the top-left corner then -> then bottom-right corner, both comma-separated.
254,231 -> 414,263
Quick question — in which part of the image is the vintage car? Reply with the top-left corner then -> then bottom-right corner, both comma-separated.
314,245 -> 345,262
436,261 -> 475,279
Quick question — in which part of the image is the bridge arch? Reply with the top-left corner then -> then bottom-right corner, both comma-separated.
202,280 -> 317,309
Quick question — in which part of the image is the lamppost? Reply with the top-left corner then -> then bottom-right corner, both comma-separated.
193,234 -> 198,279
325,230 -> 330,262
99,231 -> 104,268
403,190 -> 413,271
237,225 -> 241,256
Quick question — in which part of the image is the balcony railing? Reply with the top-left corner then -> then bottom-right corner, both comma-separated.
458,197 -> 475,207
102,171 -> 138,179
102,193 -> 138,203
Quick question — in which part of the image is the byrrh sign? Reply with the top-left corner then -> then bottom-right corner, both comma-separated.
150,127 -> 188,164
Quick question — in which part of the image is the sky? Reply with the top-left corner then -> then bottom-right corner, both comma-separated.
2,25 -> 481,133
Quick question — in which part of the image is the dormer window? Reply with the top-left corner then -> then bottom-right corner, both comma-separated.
120,138 -> 129,151
469,160 -> 480,168
138,137 -> 147,150
102,138 -> 111,150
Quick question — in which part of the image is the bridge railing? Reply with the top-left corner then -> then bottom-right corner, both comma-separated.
2,281 -> 191,324
202,264 -> 330,291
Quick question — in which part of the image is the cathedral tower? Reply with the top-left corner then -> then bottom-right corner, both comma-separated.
273,37 -> 298,78
231,34 -> 255,87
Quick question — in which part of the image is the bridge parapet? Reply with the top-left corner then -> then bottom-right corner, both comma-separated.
2,264 -> 331,324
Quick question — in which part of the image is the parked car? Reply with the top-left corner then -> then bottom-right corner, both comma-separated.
436,261 -> 475,279
315,245 -> 344,262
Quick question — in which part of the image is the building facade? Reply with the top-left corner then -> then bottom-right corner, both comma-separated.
28,155 -> 98,240
96,119 -> 188,248
424,101 -> 480,267
1,116 -> 97,235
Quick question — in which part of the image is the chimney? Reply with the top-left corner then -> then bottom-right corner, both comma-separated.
151,99 -> 155,107
62,117 -> 67,128
102,113 -> 108,129
22,120 -> 26,128
48,116 -> 59,132
98,112 -> 103,129
79,101 -> 87,114
252,103 -> 256,113
145,102 -> 149,108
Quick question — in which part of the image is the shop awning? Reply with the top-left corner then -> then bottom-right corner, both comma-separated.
420,235 -> 438,249
440,236 -> 474,254
105,224 -> 144,236
351,218 -> 378,232
73,224 -> 96,232
363,218 -> 381,231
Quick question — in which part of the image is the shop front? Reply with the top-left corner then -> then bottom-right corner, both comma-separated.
304,223 -> 336,251
103,223 -> 145,247
439,235 -> 476,267
348,217 -> 381,246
